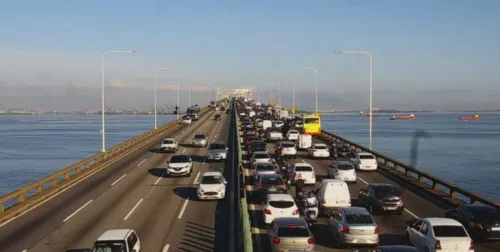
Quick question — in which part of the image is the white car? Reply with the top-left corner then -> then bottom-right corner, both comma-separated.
262,194 -> 300,224
276,141 -> 297,159
351,152 -> 378,171
252,162 -> 278,181
308,143 -> 330,158
266,128 -> 283,141
91,229 -> 140,252
160,138 -> 178,153
327,161 -> 357,183
182,116 -> 192,125
286,129 -> 300,141
166,154 -> 193,177
197,171 -> 227,200
274,120 -> 285,128
251,151 -> 272,164
291,163 -> 316,185
407,218 -> 474,252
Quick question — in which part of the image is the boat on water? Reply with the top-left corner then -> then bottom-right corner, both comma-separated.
390,113 -> 416,120
458,113 -> 480,121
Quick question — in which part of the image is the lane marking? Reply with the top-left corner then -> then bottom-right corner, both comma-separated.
182,148 -> 187,153
154,176 -> 162,185
193,172 -> 201,185
111,174 -> 127,186
22,249 -> 27,252
251,227 -> 267,234
124,198 -> 143,220
136,159 -> 147,167
178,199 -> 189,219
162,244 -> 170,252
63,199 -> 93,223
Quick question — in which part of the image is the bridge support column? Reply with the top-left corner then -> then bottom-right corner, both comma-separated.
432,181 -> 440,191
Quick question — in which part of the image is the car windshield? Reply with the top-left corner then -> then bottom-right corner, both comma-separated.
201,175 -> 223,184
256,164 -> 275,171
314,145 -> 327,150
210,143 -> 226,150
269,128 -> 281,132
359,155 -> 375,159
170,155 -> 189,163
262,177 -> 282,185
195,134 -> 206,139
374,186 -> 400,198
255,153 -> 269,159
163,140 -> 174,144
91,240 -> 127,252
288,131 -> 299,134
304,118 -> 319,124
295,166 -> 313,172
281,142 -> 295,148
433,225 -> 468,237
346,214 -> 374,224
338,164 -> 354,170
183,117 -> 191,120
277,226 -> 310,237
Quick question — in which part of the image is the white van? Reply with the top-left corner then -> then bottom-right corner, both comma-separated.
262,120 -> 273,131
297,134 -> 312,149
315,179 -> 351,215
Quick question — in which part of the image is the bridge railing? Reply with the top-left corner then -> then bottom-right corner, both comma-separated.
0,108 -> 210,219
295,115 -> 499,210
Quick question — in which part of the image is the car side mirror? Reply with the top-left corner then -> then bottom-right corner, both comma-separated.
224,180 -> 227,185
226,147 -> 229,151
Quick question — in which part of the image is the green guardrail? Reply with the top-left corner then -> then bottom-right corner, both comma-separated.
235,106 -> 253,252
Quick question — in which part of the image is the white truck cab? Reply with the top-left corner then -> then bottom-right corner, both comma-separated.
298,134 -> 312,149
91,229 -> 140,252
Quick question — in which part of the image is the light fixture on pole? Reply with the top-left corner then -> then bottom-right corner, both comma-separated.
334,50 -> 373,149
101,50 -> 136,153
153,67 -> 173,130
300,67 -> 318,114
288,75 -> 296,114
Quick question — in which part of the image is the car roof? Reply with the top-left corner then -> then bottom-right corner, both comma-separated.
293,162 -> 312,167
97,229 -> 133,241
279,141 -> 295,145
163,138 -> 175,141
171,154 -> 189,158
358,152 -> 374,156
253,151 -> 269,155
268,194 -> 294,201
321,179 -> 346,184
211,141 -> 226,145
274,217 -> 308,226
202,171 -> 223,177
371,183 -> 397,188
342,207 -> 370,215
425,217 -> 462,226
195,132 -> 206,135
313,143 -> 327,146
253,162 -> 274,166
259,173 -> 282,179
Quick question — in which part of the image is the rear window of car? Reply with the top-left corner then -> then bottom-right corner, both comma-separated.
195,134 -> 206,139
432,225 -> 468,237
255,153 -> 269,159
345,214 -> 374,224
315,145 -> 327,149
374,186 -> 400,198
277,226 -> 310,237
263,177 -> 282,185
359,155 -> 374,159
338,164 -> 354,170
163,140 -> 174,144
256,164 -> 275,171
269,201 -> 294,208
281,142 -> 295,148
295,166 -> 313,172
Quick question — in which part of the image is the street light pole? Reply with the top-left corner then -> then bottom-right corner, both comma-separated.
177,76 -> 189,120
101,50 -> 136,153
278,78 -> 282,107
154,67 -> 173,130
300,68 -> 318,114
288,75 -> 296,115
334,50 -> 373,149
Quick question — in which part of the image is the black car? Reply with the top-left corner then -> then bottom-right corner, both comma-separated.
254,173 -> 286,200
445,204 -> 500,241
226,109 -> 231,114
330,143 -> 353,158
214,114 -> 221,121
358,183 -> 404,215
249,141 -> 267,155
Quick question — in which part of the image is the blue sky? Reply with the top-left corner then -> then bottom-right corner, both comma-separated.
0,0 -> 499,109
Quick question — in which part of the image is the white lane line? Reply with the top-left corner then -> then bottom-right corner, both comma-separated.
111,174 -> 127,186
154,176 -> 162,185
178,199 -> 189,219
63,199 -> 93,223
124,198 -> 143,220
22,250 -> 27,252
137,159 -> 147,167
182,148 -> 187,153
193,172 -> 201,185
357,175 -> 420,219
162,244 -> 170,252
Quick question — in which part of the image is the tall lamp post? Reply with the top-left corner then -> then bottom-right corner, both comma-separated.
101,50 -> 136,153
177,76 -> 189,120
288,75 -> 296,115
300,68 -> 318,114
154,67 -> 173,130
334,50 -> 373,149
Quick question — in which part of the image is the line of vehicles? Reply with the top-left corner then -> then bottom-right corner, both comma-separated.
236,98 -> 500,252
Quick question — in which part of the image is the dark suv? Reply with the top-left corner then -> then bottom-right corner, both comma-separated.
358,183 -> 404,215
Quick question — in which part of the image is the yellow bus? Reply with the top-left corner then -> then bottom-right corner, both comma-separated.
303,114 -> 321,136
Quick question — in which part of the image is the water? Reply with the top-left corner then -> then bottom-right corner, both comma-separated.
0,113 -> 499,202
0,114 -> 176,196
321,112 -> 500,202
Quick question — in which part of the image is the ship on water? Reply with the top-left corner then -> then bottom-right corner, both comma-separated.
360,108 -> 380,117
390,113 -> 416,120
458,113 -> 480,121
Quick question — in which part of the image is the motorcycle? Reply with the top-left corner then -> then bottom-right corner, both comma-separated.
299,192 -> 319,227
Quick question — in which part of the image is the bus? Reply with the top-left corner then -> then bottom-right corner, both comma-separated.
303,114 -> 321,136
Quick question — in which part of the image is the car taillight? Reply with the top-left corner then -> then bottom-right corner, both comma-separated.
307,237 -> 315,244
342,226 -> 349,234
292,209 -> 299,215
281,183 -> 286,190
272,237 -> 280,244
257,182 -> 262,189
376,199 -> 383,204
348,199 -> 351,205
374,225 -> 380,234
264,209 -> 272,215
399,198 -> 404,204
322,199 -> 326,204
470,240 -> 475,250
435,240 -> 442,250
474,222 -> 483,229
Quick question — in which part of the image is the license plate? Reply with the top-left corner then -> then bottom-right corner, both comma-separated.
269,188 -> 277,192
338,200 -> 346,204
491,227 -> 500,231
385,207 -> 397,210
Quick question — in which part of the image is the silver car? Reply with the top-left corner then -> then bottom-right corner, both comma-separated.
268,217 -> 315,252
192,132 -> 208,147
207,141 -> 228,161
328,207 -> 379,248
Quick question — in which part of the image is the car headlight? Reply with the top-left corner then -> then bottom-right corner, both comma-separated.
217,187 -> 224,192
198,187 -> 204,193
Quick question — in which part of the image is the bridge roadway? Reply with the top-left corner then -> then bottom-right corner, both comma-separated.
242,135 -> 500,251
0,109 -> 237,252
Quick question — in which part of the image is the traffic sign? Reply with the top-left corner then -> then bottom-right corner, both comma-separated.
291,107 -> 297,114
270,99 -> 275,105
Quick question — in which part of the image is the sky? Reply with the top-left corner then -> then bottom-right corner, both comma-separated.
0,0 -> 499,110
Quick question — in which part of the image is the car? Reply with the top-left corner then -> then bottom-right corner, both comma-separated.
192,132 -> 208,147
407,218 -> 474,252
286,129 -> 300,141
268,217 -> 315,252
274,120 -> 285,128
275,141 -> 297,159
91,229 -> 141,252
252,162 -> 278,182
351,152 -> 378,171
166,154 -> 193,177
358,183 -> 404,215
226,109 -> 231,114
330,143 -> 353,158
214,114 -> 222,121
266,127 -> 283,141
207,141 -> 228,161
242,121 -> 254,130
444,204 -> 500,241
245,136 -> 261,149
182,116 -> 192,125
327,161 -> 357,183
160,138 -> 178,153
262,194 -> 300,224
197,171 -> 227,200
308,143 -> 330,158
248,140 -> 267,155
254,173 -> 287,200
291,163 -> 316,185
251,151 -> 272,164
328,207 -> 379,248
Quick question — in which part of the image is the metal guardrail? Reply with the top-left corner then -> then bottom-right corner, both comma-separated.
235,109 -> 253,252
0,108 -> 210,218
295,115 -> 499,210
